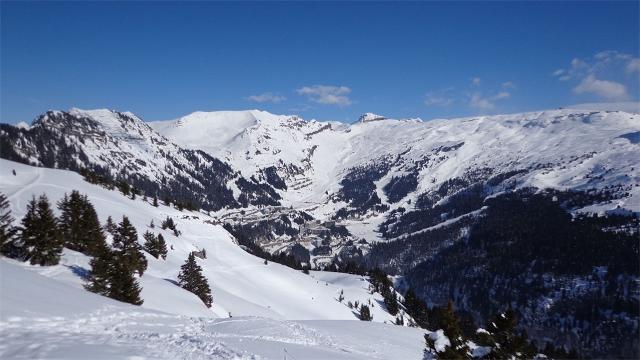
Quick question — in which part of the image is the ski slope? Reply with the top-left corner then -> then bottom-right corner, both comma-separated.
0,158 -> 427,359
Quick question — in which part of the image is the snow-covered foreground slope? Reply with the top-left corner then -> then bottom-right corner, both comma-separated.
0,158 -> 425,358
0,259 -> 427,360
0,158 -> 404,321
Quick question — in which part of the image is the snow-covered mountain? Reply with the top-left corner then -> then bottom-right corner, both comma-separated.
1,107 -> 639,358
151,108 -> 639,238
0,108 -> 280,211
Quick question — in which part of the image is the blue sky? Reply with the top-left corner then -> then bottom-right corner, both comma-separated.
1,1 -> 638,123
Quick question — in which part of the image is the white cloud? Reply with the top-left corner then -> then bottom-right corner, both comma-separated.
246,92 -> 286,103
626,58 -> 640,73
554,51 -> 638,101
501,81 -> 515,89
469,91 -> 510,110
573,75 -> 628,101
296,85 -> 352,106
424,89 -> 454,106
472,77 -> 481,86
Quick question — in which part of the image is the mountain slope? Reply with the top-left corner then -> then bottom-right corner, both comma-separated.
0,158 -> 404,322
152,108 -> 640,246
0,108 -> 280,211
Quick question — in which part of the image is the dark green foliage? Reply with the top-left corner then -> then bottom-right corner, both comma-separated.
85,242 -> 143,306
0,192 -> 21,259
108,256 -> 144,305
359,304 -> 372,321
156,234 -> 167,259
369,268 -> 400,316
112,216 -> 147,276
383,287 -> 399,316
84,246 -> 113,297
335,161 -> 391,218
475,308 -> 536,359
105,216 -> 117,235
21,195 -> 63,266
58,191 -> 108,256
405,190 -> 639,358
425,301 -> 470,359
178,253 -> 212,308
142,231 -> 167,260
403,288 -> 430,328
161,217 -> 180,237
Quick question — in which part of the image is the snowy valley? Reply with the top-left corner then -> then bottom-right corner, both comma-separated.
0,106 -> 638,359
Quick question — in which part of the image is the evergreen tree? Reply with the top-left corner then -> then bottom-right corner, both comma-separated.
359,304 -> 372,321
178,253 -> 212,307
85,238 -> 143,306
84,246 -> 114,297
152,196 -> 159,207
0,192 -> 21,259
403,288 -> 430,328
22,195 -> 63,266
58,191 -> 107,256
112,216 -> 147,276
105,216 -> 117,235
157,233 -> 167,259
477,308 -> 536,359
142,231 -> 159,258
109,255 -> 144,305
382,286 -> 400,316
426,301 -> 470,360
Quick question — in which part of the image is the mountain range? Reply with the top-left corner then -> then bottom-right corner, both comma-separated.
1,106 -> 638,358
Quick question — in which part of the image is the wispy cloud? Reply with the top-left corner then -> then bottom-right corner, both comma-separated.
501,81 -> 516,89
471,77 -> 481,86
469,91 -> 510,110
573,75 -> 628,101
627,58 -> 640,74
246,92 -> 286,103
296,85 -> 352,106
554,50 -> 638,101
424,88 -> 454,107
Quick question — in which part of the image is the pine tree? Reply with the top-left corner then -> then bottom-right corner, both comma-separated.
0,192 -> 21,259
142,231 -> 158,258
109,255 -> 144,305
359,304 -> 372,321
58,191 -> 107,256
426,301 -> 470,360
84,246 -> 114,296
105,216 -> 117,235
382,286 -> 400,316
22,195 -> 63,266
112,216 -> 147,276
178,253 -> 212,307
152,196 -> 159,207
479,308 -> 536,359
157,233 -> 167,259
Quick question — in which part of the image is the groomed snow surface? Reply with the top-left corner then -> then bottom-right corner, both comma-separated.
0,159 -> 428,359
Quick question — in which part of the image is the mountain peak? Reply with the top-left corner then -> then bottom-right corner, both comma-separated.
357,112 -> 387,123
